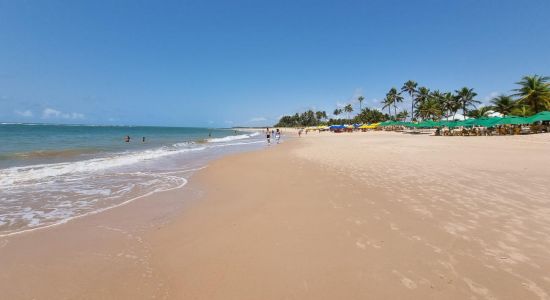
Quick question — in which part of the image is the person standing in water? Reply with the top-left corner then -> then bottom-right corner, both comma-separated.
142,136 -> 146,143
266,127 -> 271,145
124,135 -> 131,143
275,128 -> 281,144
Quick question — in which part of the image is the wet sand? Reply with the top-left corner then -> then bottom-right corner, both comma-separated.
1,131 -> 550,299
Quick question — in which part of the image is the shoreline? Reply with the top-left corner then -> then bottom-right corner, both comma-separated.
2,132 -> 550,299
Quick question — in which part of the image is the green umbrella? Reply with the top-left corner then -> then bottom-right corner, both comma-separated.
472,117 -> 501,127
461,118 -> 477,128
496,116 -> 529,125
444,120 -> 461,128
528,111 -> 550,123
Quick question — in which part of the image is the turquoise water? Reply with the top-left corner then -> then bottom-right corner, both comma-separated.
0,124 -> 243,168
0,123 -> 265,236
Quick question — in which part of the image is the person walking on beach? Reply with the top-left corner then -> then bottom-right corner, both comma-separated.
266,127 -> 271,145
275,128 -> 281,144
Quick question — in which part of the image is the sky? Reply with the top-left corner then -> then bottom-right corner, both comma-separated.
1,0 -> 549,127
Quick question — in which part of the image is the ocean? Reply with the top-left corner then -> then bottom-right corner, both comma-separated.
0,123 -> 266,236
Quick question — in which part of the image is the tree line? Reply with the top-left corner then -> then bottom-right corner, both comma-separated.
275,75 -> 549,127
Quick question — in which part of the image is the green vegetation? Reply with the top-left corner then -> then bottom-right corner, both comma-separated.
274,75 -> 549,126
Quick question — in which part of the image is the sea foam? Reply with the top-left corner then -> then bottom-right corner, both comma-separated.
207,132 -> 259,143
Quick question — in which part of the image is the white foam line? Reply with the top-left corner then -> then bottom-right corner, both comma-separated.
155,166 -> 208,175
0,175 -> 192,238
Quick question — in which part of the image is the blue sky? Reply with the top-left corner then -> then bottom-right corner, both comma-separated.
1,0 -> 549,126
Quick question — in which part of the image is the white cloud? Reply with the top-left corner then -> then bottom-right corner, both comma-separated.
15,110 -> 33,117
42,108 -> 61,118
249,117 -> 267,122
42,108 -> 85,119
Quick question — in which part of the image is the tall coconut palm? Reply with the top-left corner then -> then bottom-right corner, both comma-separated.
315,111 -> 324,123
386,88 -> 402,117
490,95 -> 516,116
344,104 -> 354,121
381,96 -> 393,118
416,98 -> 442,120
429,90 -> 446,120
357,96 -> 365,111
442,92 -> 460,120
513,75 -> 550,113
414,87 -> 430,119
455,87 -> 480,116
333,108 -> 342,117
401,80 -> 418,121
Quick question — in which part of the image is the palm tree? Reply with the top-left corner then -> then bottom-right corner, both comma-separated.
386,88 -> 403,117
416,98 -> 442,120
490,95 -> 516,116
396,110 -> 409,121
344,104 -> 354,121
357,96 -> 365,111
513,75 -> 550,113
442,92 -> 460,120
414,87 -> 430,119
467,106 -> 493,118
315,111 -> 324,123
321,111 -> 328,120
381,97 -> 393,118
429,90 -> 446,120
455,87 -> 480,116
511,104 -> 534,117
401,80 -> 418,121
333,108 -> 342,117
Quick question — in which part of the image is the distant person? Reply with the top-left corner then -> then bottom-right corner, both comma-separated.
298,129 -> 302,137
124,135 -> 130,143
275,128 -> 281,144
142,136 -> 146,142
266,127 -> 271,145
209,132 -> 212,138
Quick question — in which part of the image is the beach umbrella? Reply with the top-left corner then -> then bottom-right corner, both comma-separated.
472,117 -> 501,127
461,118 -> 478,127
496,116 -> 529,125
528,111 -> 550,123
418,120 -> 438,128
444,120 -> 462,128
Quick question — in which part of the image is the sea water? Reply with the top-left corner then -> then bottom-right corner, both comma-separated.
0,124 -> 265,236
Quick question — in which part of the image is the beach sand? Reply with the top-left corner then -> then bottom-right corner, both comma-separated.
1,131 -> 550,299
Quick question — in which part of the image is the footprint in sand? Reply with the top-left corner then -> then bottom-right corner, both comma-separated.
355,238 -> 383,250
392,271 -> 417,289
463,278 -> 496,300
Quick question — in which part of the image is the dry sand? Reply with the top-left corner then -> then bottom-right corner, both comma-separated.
1,131 -> 550,299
